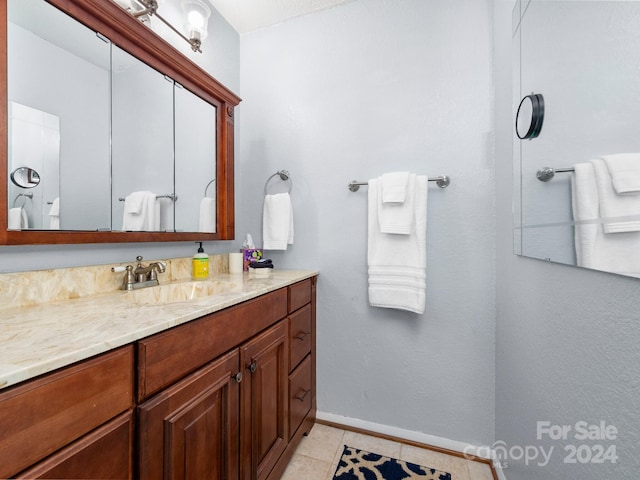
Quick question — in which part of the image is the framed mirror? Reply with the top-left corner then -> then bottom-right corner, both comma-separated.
1,0 -> 240,244
513,0 -> 640,278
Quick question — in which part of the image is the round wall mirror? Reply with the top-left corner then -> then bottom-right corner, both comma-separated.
516,93 -> 544,140
10,167 -> 41,188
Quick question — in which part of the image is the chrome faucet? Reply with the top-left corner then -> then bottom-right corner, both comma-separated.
112,256 -> 166,291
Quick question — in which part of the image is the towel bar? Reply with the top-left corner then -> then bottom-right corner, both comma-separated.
118,194 -> 178,202
264,170 -> 292,195
348,175 -> 450,192
536,167 -> 575,182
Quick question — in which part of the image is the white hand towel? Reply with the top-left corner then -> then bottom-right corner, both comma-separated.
572,162 -> 640,276
122,191 -> 156,231
377,173 -> 417,235
263,193 -> 294,250
592,158 -> 640,233
145,193 -> 160,231
199,197 -> 216,233
367,175 -> 427,314
48,197 -> 60,230
8,207 -> 28,230
125,191 -> 146,214
381,171 -> 410,204
601,153 -> 640,195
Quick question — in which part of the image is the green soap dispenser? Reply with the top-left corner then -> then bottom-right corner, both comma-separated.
192,242 -> 209,280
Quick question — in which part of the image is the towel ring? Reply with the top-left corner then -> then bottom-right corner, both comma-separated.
12,192 -> 33,208
264,170 -> 292,196
204,179 -> 216,197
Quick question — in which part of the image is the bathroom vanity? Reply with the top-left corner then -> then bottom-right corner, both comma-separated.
0,272 -> 317,480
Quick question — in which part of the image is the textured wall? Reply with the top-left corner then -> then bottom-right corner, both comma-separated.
495,1 -> 640,478
238,0 -> 496,445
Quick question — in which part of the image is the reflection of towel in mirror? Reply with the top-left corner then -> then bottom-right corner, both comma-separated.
601,153 -> 640,195
199,197 -> 216,233
8,207 -> 28,230
122,191 -> 159,231
368,175 -> 427,314
48,197 -> 60,230
572,162 -> 640,277
262,193 -> 294,250
592,159 -> 640,233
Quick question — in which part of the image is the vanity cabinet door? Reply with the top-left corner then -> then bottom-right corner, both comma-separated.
137,349 -> 241,480
240,321 -> 289,480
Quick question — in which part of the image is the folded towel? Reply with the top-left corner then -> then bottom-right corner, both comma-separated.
263,193 -> 294,250
122,191 -> 158,231
592,158 -> 640,233
199,197 -> 216,233
601,153 -> 640,195
125,191 -> 146,214
368,175 -> 427,314
378,174 -> 417,235
572,162 -> 640,276
8,207 -> 28,230
381,171 -> 410,204
48,197 -> 60,230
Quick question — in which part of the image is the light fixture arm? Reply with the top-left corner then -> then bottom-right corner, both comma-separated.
123,0 -> 204,53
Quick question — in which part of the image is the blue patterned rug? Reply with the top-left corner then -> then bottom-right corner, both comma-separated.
332,446 -> 452,480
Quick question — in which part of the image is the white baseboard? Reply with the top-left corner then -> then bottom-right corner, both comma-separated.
316,411 -> 506,479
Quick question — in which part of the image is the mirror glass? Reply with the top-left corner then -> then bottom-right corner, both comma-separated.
7,0 -> 218,234
514,0 -> 640,278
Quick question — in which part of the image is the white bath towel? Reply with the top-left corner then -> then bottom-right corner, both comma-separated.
381,171 -> 410,204
377,174 -> 417,235
48,197 -> 60,230
122,191 -> 158,231
199,197 -> 216,233
8,207 -> 28,230
572,162 -> 640,276
263,193 -> 294,250
592,158 -> 640,233
367,175 -> 427,314
601,153 -> 640,195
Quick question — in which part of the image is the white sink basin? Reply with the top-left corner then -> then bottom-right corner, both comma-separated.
127,280 -> 239,305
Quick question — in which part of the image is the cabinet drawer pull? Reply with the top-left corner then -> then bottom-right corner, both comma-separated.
295,389 -> 310,402
248,361 -> 257,374
233,372 -> 243,383
295,331 -> 311,341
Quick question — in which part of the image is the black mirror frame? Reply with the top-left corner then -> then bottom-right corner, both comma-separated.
516,93 -> 544,140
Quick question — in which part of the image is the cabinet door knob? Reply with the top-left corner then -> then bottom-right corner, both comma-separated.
248,361 -> 257,374
295,331 -> 311,341
233,372 -> 243,383
295,389 -> 310,402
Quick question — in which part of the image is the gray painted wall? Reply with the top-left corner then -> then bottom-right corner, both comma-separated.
495,1 -> 640,478
238,0 -> 496,445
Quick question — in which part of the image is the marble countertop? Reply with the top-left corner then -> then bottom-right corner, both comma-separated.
0,270 -> 317,391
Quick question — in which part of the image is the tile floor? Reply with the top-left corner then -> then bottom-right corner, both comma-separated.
281,423 -> 495,480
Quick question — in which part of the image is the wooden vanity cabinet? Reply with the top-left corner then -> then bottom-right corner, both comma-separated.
0,346 -> 134,479
137,277 -> 316,480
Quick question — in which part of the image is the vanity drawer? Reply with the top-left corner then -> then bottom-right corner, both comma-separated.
0,346 -> 134,479
15,410 -> 133,479
137,287 -> 288,401
289,304 -> 312,371
289,355 -> 312,439
288,279 -> 312,313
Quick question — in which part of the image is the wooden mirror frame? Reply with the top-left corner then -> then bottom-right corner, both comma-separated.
0,0 -> 241,245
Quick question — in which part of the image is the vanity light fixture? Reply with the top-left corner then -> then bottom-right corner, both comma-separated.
114,0 -> 211,53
